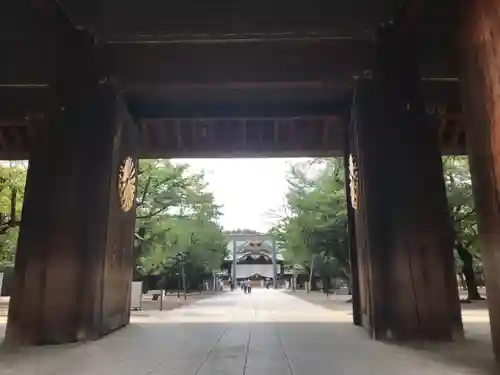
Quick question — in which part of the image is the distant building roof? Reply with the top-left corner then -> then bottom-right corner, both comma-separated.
223,233 -> 285,262
224,252 -> 285,262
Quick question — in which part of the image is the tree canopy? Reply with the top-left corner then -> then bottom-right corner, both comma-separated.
271,158 -> 350,290
0,161 -> 27,269
0,159 -> 227,292
134,160 -> 227,290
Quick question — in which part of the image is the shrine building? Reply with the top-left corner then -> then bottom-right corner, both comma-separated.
223,234 -> 284,288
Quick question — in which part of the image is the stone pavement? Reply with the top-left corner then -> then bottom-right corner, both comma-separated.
0,289 -> 494,374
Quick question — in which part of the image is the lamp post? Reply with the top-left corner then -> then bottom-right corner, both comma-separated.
176,251 -> 187,301
307,254 -> 317,293
181,261 -> 187,300
272,237 -> 277,289
175,272 -> 180,299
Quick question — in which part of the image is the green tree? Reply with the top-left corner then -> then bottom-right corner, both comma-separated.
443,156 -> 482,300
0,161 -> 28,268
274,158 -> 350,291
0,158 -> 227,290
134,160 -> 227,290
275,156 -> 481,300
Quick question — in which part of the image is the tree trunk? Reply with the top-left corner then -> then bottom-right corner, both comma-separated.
310,278 -> 318,291
9,188 -> 16,225
456,242 -> 482,300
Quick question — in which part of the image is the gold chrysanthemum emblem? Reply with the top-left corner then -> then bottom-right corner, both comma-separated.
118,157 -> 136,212
349,155 -> 359,210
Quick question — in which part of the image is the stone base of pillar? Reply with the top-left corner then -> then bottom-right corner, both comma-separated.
5,85 -> 139,345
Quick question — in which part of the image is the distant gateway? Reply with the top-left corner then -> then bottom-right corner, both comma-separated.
222,234 -> 284,287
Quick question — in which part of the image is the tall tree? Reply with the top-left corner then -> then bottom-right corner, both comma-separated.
274,158 -> 350,290
0,161 -> 27,268
0,159 -> 227,288
134,160 -> 227,290
274,156 -> 482,300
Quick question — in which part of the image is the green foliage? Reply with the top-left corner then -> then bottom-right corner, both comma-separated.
0,227 -> 19,269
274,156 -> 482,294
0,162 -> 27,268
442,157 -> 481,271
272,158 -> 350,283
0,159 -> 226,288
135,160 -> 227,287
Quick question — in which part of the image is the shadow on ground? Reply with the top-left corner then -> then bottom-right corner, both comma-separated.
0,321 -> 493,375
0,291 -> 497,374
289,290 -> 497,374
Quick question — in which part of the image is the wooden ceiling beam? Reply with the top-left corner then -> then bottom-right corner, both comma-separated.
0,112 -> 467,159
0,129 -> 9,152
58,0 -> 394,40
108,39 -> 373,85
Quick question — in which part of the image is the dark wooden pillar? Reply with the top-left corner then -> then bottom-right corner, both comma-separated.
4,7 -> 139,345
349,26 -> 462,341
343,120 -> 361,326
459,0 -> 500,361
5,83 -> 139,345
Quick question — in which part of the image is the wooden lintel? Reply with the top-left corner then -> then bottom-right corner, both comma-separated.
241,119 -> 247,148
273,120 -> 280,146
140,121 -> 149,149
0,119 -> 31,128
108,39 -> 373,85
0,129 -> 9,151
174,119 -> 182,150
0,113 -> 467,160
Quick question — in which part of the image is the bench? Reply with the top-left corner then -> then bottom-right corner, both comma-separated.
145,289 -> 164,301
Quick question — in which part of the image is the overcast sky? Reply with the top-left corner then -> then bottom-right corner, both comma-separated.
172,158 -> 312,232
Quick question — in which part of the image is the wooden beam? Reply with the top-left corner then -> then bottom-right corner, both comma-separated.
108,39 -> 374,85
58,0 -> 394,40
173,120 -> 182,150
0,129 -> 9,152
0,112 -> 467,160
394,0 -> 426,32
140,121 -> 149,150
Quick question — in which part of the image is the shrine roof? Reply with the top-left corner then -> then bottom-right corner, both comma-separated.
223,253 -> 285,262
223,234 -> 285,261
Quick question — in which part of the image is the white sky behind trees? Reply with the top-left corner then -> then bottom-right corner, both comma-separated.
172,158 -> 312,232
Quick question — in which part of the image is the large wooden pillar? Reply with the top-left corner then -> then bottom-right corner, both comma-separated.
5,83 -> 138,345
459,0 -> 500,361
5,18 -> 139,344
343,121 -> 361,326
349,25 -> 462,341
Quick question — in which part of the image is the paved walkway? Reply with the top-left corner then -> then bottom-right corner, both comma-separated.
0,290 -> 493,374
